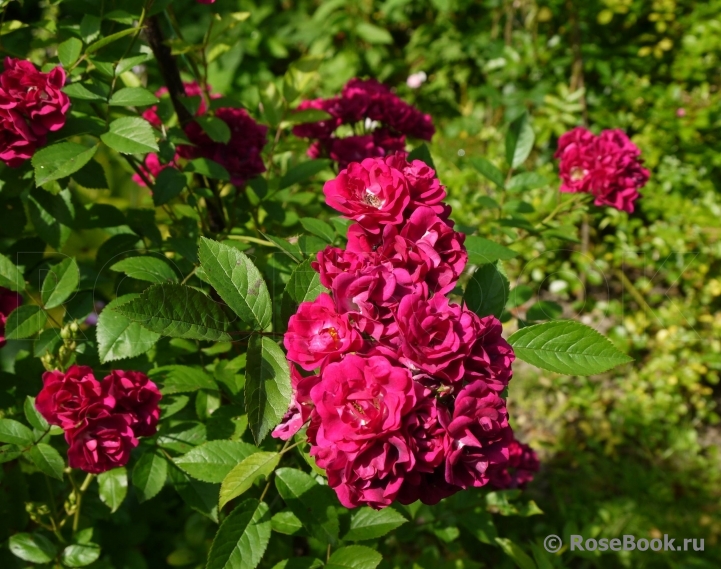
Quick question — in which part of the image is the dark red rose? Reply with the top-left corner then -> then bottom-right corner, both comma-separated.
65,412 -> 138,474
102,370 -> 162,437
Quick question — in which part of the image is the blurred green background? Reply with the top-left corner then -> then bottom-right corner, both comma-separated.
2,0 -> 721,567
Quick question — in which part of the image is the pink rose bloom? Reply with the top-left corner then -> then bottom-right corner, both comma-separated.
395,294 -> 475,383
555,127 -> 649,213
389,155 -> 448,214
35,366 -> 113,430
0,58 -> 70,167
177,107 -> 267,187
0,287 -> 22,348
272,366 -> 321,441
66,412 -> 138,474
349,206 -> 466,293
320,434 -> 415,509
312,246 -> 370,289
442,381 -> 513,489
676,108 -> 686,118
490,439 -> 540,490
284,293 -> 363,371
101,370 -> 162,437
464,313 -> 515,394
406,71 -> 427,89
332,260 -> 425,341
323,156 -> 411,233
310,354 -> 416,452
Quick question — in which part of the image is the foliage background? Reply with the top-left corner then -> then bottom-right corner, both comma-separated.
1,0 -> 720,568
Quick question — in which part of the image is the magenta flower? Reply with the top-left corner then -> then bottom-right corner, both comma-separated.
66,412 -> 138,474
101,370 -> 162,437
272,366 -> 321,441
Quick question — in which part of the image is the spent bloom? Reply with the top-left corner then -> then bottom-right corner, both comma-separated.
0,58 -> 70,167
555,127 -> 649,213
275,153 -> 532,509
36,366 -> 161,473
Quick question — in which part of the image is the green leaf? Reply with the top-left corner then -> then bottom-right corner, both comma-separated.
505,112 -> 535,169
245,335 -> 292,444
32,142 -> 98,186
279,160 -> 331,190
153,167 -> 187,206
24,396 -> 49,431
27,188 -> 75,249
112,283 -> 232,342
287,108 -> 333,124
507,285 -> 533,309
110,256 -> 178,283
529,543 -> 556,569
526,301 -> 563,321
196,116 -> 231,143
465,236 -> 518,265
96,294 -> 161,363
0,253 -> 24,291
508,320 -> 634,375
0,20 -> 26,36
85,27 -> 137,54
5,305 -> 47,340
275,468 -> 339,546
343,507 -> 407,541
198,237 -> 272,330
101,117 -> 159,154
261,232 -> 302,262
97,467 -> 128,513
175,441 -> 259,483
41,257 -> 80,309
470,157 -> 505,188
355,21 -> 393,44
63,81 -> 108,101
167,462 -> 219,522
206,499 -> 271,569
299,218 -> 335,243
0,444 -> 23,464
109,87 -> 159,107
495,538 -> 537,569
132,450 -> 168,503
507,172 -> 547,193
61,543 -> 101,567
187,158 -> 230,181
407,143 -> 436,168
58,37 -> 83,67
0,419 -> 34,445
271,510 -> 305,536
325,545 -> 382,569
219,451 -> 280,509
464,262 -> 509,319
280,258 -> 327,324
28,443 -> 65,480
8,533 -> 57,564
148,365 -> 217,395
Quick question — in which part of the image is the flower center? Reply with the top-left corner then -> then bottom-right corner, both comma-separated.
323,326 -> 341,349
363,188 -> 383,208
570,167 -> 587,181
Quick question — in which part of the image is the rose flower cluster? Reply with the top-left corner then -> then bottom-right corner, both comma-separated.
0,58 -> 70,167
135,81 -> 267,188
35,366 -> 161,474
292,78 -> 435,168
555,127 -> 650,213
273,154 -> 538,509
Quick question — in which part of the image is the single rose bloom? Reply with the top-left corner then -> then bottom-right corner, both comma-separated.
312,246 -> 370,289
442,380 -> 513,489
323,156 -> 411,233
284,293 -> 364,371
102,370 -> 162,437
310,354 -> 416,452
177,107 -> 267,187
464,313 -> 515,393
0,287 -> 22,348
0,58 -> 70,167
272,366 -> 321,441
395,294 -> 475,383
319,433 -> 415,509
490,439 -> 540,490
65,412 -> 138,473
555,127 -> 649,213
35,366 -> 113,430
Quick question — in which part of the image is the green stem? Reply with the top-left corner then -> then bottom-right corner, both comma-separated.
72,473 -> 95,533
615,269 -> 655,317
